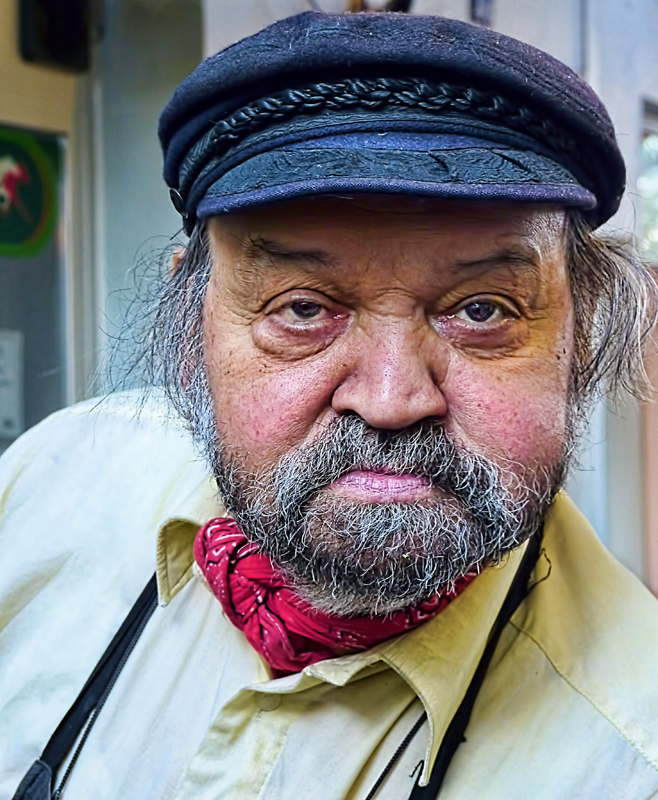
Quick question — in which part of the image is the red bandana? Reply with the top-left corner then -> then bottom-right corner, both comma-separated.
194,517 -> 477,676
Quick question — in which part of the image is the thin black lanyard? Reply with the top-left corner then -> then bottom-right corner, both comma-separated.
365,531 -> 542,799
12,533 -> 540,800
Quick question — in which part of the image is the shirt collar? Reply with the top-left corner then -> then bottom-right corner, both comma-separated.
155,475 -> 225,605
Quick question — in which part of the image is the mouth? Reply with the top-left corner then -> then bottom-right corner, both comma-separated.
328,469 -> 435,503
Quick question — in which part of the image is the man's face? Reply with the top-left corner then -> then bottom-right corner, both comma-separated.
201,197 -> 574,614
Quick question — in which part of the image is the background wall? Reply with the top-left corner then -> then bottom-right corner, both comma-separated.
95,0 -> 202,376
0,0 -> 87,419
0,1 -> 77,134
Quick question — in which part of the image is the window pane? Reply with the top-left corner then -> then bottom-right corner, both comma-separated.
639,130 -> 658,264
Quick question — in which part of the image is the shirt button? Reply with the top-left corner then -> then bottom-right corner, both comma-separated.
258,693 -> 282,712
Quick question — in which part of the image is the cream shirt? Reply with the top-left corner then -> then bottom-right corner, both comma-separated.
1,393 -> 658,799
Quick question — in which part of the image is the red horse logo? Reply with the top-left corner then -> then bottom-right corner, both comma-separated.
0,156 -> 30,221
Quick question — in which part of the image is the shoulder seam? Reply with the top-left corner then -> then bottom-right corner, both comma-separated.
508,619 -> 658,774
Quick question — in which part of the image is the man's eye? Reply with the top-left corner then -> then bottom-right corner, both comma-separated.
454,301 -> 502,323
289,301 -> 324,320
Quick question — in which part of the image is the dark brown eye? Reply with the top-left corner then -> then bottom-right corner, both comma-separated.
290,301 -> 323,319
458,301 -> 500,323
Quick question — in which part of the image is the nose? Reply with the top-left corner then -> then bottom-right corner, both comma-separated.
331,318 -> 449,430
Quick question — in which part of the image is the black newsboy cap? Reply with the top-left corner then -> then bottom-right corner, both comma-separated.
160,11 -> 625,233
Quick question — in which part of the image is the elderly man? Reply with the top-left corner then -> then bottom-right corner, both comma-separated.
3,10 -> 658,800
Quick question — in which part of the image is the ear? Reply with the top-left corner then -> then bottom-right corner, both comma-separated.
170,245 -> 187,277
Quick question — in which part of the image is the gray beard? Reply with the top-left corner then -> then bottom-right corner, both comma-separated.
204,413 -> 567,617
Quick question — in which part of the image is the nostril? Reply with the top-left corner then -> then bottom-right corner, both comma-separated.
332,388 -> 448,431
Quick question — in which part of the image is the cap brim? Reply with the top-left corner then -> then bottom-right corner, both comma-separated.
196,134 -> 596,218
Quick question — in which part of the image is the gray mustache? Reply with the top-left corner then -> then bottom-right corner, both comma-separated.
269,414 -> 503,510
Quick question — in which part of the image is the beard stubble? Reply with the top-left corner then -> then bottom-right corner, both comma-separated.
208,414 -> 567,617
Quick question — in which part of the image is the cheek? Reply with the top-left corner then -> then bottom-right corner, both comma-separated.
450,360 -> 567,466
204,303 -> 337,467
446,352 -> 572,466
448,292 -> 574,466
217,367 -> 330,460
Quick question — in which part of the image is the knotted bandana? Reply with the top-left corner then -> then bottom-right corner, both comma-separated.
194,517 -> 477,675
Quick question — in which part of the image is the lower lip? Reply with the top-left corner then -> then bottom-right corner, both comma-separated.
329,471 -> 434,503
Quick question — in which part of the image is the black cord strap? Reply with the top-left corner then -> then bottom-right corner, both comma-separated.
363,532 -> 541,800
364,712 -> 428,800
11,574 -> 158,800
409,532 -> 542,798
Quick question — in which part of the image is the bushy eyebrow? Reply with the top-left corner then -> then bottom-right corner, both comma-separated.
448,246 -> 542,275
242,236 -> 337,269
240,236 -> 543,279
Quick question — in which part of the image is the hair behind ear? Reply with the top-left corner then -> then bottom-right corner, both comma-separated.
565,211 -> 658,406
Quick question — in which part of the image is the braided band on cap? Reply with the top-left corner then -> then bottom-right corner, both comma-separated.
172,76 -> 582,228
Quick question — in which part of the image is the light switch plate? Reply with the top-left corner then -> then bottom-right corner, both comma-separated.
0,330 -> 24,440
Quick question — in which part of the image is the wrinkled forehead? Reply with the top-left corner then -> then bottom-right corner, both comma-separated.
206,196 -> 568,274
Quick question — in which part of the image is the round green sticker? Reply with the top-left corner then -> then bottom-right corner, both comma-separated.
0,127 -> 57,258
